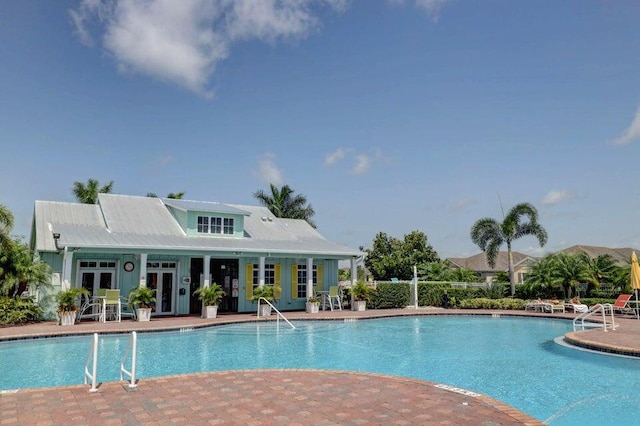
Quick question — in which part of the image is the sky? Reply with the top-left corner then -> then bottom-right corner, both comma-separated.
2,0 -> 640,260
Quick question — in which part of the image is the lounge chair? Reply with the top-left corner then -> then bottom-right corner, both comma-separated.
612,294 -> 634,316
564,301 -> 588,313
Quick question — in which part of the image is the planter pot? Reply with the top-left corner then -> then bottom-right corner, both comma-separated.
352,300 -> 367,312
203,305 -> 218,319
306,302 -> 320,313
59,311 -> 77,326
136,307 -> 152,322
259,304 -> 272,317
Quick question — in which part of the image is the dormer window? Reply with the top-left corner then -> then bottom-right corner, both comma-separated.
197,215 -> 234,235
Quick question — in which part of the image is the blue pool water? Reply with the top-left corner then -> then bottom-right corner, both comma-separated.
1,316 -> 639,425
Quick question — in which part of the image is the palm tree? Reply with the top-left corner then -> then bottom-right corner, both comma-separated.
470,202 -> 548,296
551,252 -> 591,298
253,184 -> 316,228
0,204 -> 14,234
72,179 -> 114,204
583,254 -> 617,295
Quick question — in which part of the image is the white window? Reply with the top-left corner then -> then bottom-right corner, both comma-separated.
252,264 -> 275,291
197,216 -> 234,235
296,264 -> 317,299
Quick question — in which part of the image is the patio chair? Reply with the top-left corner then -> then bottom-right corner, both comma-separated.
101,289 -> 121,322
612,294 -> 634,316
327,285 -> 342,311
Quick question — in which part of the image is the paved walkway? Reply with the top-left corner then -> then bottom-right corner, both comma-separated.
1,308 -> 639,425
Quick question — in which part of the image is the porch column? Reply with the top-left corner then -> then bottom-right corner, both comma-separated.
258,256 -> 265,288
350,257 -> 357,287
203,255 -> 211,288
139,253 -> 147,287
307,257 -> 314,300
61,247 -> 73,291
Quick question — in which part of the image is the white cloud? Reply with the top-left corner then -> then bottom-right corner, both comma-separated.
352,153 -> 371,175
414,0 -> 450,21
542,190 -> 576,206
256,153 -> 284,186
69,0 -> 347,98
610,106 -> 640,146
324,147 -> 348,166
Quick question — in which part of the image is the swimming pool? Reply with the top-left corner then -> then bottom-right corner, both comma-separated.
1,316 -> 638,425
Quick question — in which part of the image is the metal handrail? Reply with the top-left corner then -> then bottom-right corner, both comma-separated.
257,297 -> 296,329
573,303 -> 616,332
84,333 -> 99,392
120,331 -> 138,388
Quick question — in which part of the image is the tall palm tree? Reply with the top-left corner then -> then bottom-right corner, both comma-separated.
470,202 -> 548,295
0,204 -> 14,234
253,184 -> 316,228
72,179 -> 114,204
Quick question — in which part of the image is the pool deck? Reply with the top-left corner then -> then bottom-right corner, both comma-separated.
1,308 -> 639,425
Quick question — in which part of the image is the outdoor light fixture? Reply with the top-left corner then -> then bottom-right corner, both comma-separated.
53,232 -> 64,251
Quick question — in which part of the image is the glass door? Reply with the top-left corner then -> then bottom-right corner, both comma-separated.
146,271 -> 175,315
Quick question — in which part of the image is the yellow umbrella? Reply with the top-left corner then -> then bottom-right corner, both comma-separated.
630,252 -> 640,319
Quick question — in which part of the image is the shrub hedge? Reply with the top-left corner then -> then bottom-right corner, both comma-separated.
0,297 -> 42,325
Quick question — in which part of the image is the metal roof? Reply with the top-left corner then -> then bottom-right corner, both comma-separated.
162,199 -> 250,216
33,194 -> 360,258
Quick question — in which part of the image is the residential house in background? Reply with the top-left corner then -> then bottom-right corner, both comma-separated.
447,251 -> 538,284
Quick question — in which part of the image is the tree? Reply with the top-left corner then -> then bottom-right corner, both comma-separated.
253,184 -> 316,228
0,237 -> 50,297
365,231 -> 440,280
147,192 -> 186,199
583,254 -> 617,293
470,202 -> 547,296
550,252 -> 591,298
72,178 -> 114,204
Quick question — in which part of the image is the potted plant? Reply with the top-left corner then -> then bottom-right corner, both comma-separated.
127,286 -> 156,321
350,281 -> 372,312
306,295 -> 320,313
194,283 -> 226,319
56,287 -> 89,326
252,286 -> 276,316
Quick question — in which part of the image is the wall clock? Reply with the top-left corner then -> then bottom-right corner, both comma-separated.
124,261 -> 135,272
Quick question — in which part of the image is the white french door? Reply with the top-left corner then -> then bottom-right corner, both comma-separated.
77,261 -> 117,297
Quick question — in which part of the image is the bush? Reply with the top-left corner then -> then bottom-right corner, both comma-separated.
0,296 -> 42,325
418,283 -> 484,307
369,283 -> 410,309
458,298 -> 526,310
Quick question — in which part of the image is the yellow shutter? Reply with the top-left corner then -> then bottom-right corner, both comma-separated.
317,265 -> 323,289
245,264 -> 253,301
291,264 -> 298,299
274,264 -> 282,299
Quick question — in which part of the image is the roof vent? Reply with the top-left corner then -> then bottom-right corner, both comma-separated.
261,217 -> 268,222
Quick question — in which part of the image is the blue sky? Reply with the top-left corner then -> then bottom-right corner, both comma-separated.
2,0 -> 640,259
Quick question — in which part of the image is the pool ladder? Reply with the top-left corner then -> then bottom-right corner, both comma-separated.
84,331 -> 138,392
573,303 -> 616,332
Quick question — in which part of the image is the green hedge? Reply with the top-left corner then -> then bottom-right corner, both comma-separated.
368,283 -> 410,309
0,297 -> 42,325
458,298 -> 526,310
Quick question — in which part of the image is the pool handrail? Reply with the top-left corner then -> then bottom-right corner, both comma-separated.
256,297 -> 296,329
84,333 -> 99,392
120,331 -> 138,388
573,303 -> 616,332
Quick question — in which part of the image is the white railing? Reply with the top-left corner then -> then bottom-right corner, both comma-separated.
84,333 -> 99,392
573,303 -> 616,332
257,297 -> 296,329
120,331 -> 138,389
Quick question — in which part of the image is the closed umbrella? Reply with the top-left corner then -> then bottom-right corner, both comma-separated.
630,252 -> 640,319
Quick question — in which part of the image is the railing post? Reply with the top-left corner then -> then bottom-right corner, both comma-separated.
84,333 -> 99,392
